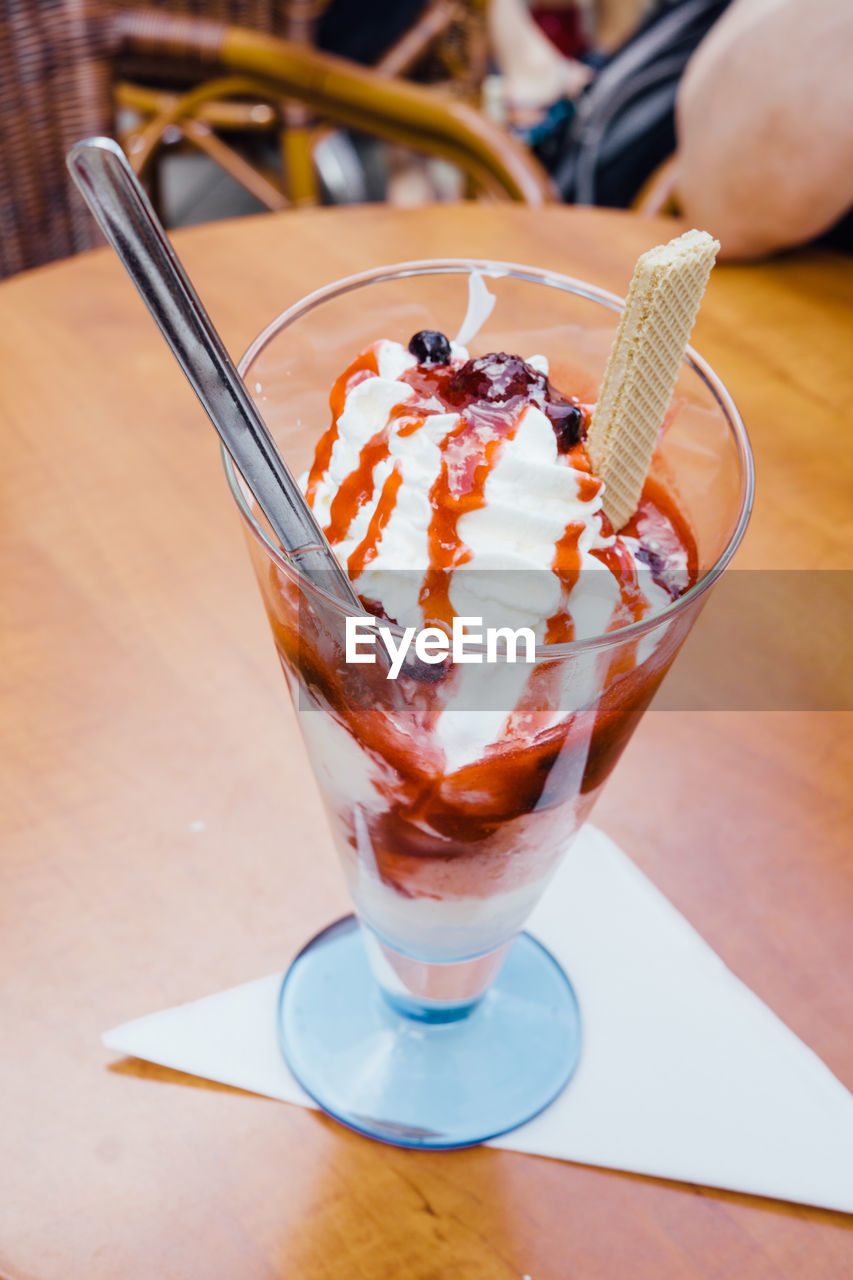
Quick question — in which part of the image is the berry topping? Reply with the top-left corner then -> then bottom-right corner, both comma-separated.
635,546 -> 690,600
545,399 -> 585,452
442,351 -> 586,450
447,352 -> 541,405
400,652 -> 450,684
408,330 -> 452,365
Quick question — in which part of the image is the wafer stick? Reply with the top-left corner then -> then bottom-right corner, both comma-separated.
587,229 -> 719,531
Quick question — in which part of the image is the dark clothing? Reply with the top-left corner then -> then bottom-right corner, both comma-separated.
317,0 -> 429,65
550,0 -> 732,207
818,207 -> 853,253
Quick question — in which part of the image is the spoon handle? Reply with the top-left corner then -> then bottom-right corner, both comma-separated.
67,136 -> 360,609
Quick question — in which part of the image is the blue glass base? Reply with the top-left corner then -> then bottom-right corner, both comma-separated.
278,915 -> 582,1149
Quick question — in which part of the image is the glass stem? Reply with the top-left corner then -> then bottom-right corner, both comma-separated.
359,923 -> 513,1023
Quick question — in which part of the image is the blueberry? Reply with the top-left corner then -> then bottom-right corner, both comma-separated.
545,399 -> 584,452
408,330 -> 452,365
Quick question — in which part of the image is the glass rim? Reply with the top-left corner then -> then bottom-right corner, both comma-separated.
222,257 -> 755,658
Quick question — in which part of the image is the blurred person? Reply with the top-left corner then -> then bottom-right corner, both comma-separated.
487,0 -> 652,127
526,0 -> 592,57
487,0 -> 596,126
594,0 -> 656,50
488,0 -> 732,202
489,0 -> 853,259
674,0 -> 853,257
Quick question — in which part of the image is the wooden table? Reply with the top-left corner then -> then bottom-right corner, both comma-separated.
1,205 -> 851,1278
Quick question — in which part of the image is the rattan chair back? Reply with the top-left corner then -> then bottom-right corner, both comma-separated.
0,0 -> 117,277
1,2 -> 552,280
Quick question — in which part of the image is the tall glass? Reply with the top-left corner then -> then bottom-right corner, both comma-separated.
223,261 -> 753,1148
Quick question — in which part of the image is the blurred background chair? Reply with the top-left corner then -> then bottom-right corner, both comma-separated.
0,0 -> 552,279
116,0 -> 493,209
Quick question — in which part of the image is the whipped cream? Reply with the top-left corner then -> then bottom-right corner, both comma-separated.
302,338 -> 671,641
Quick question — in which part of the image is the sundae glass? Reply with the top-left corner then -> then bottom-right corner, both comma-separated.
222,260 -> 753,1148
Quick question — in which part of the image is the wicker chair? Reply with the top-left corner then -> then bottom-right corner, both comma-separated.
0,1 -> 552,279
116,0 -> 491,207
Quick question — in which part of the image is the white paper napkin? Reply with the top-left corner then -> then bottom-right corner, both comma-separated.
103,825 -> 853,1213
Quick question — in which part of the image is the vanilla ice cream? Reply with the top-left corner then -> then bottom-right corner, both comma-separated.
270,318 -> 698,972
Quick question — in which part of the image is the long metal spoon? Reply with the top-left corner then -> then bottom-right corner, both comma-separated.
66,136 -> 361,610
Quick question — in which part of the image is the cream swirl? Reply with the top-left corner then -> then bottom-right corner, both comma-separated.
301,339 -> 670,640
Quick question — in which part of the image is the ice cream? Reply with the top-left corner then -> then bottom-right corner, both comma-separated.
302,334 -> 692,646
268,325 -> 697,965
